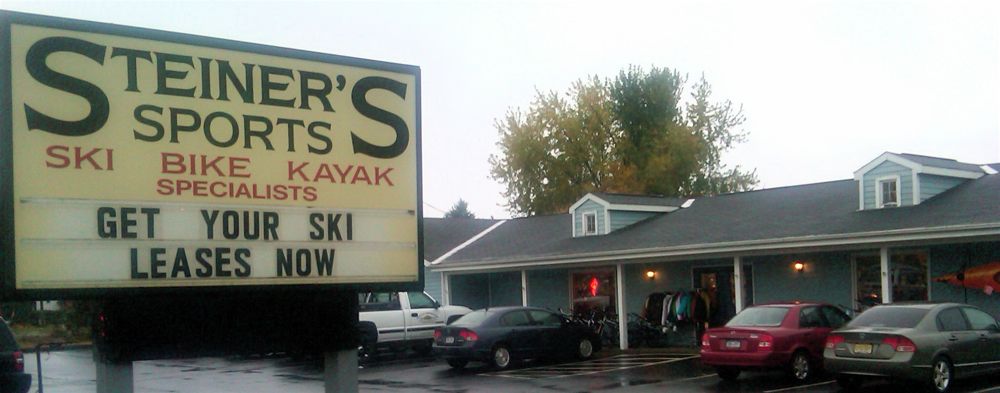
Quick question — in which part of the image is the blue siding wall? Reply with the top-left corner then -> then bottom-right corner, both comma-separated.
609,210 -> 659,232
919,174 -> 966,202
929,242 -> 1000,316
862,161 -> 913,209
424,265 -> 442,302
526,268 -> 570,311
489,271 -> 523,307
749,252 -> 854,308
573,200 -> 606,236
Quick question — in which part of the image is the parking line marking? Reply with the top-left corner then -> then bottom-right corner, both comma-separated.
482,354 -> 699,379
970,386 -> 1000,393
762,380 -> 834,393
675,373 -> 716,382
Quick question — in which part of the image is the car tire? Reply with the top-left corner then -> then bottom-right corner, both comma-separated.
446,358 -> 469,369
490,344 -> 513,370
836,375 -> 862,391
576,337 -> 595,360
789,350 -> 812,382
929,356 -> 953,393
716,366 -> 741,381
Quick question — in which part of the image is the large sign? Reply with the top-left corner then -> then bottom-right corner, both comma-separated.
0,12 -> 423,298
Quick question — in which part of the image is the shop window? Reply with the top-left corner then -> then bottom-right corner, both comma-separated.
853,251 -> 928,309
571,270 -> 615,316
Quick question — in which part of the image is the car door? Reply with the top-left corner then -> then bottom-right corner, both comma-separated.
499,310 -> 535,357
528,310 -> 567,355
935,307 -> 978,372
960,307 -> 1000,374
360,292 -> 406,343
404,291 -> 444,341
798,306 -> 830,358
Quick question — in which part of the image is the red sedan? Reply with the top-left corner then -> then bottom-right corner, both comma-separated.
700,302 -> 851,382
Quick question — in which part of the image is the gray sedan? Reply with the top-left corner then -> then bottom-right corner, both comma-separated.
824,302 -> 1000,393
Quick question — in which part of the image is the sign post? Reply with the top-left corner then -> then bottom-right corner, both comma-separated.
1,11 -> 422,391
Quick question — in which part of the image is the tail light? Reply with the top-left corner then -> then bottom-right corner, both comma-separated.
701,333 -> 710,350
433,329 -> 442,340
756,334 -> 774,351
882,335 -> 917,352
825,334 -> 845,349
13,350 -> 24,372
458,329 -> 478,342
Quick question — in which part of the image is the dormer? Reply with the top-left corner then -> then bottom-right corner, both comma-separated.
569,192 -> 685,236
853,152 -> 986,210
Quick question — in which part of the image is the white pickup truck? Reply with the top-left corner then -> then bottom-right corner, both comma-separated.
358,291 -> 471,356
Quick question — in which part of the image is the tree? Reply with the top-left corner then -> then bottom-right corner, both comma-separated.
444,199 -> 476,218
490,66 -> 757,216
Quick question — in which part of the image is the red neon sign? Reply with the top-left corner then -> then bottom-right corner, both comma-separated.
588,277 -> 599,297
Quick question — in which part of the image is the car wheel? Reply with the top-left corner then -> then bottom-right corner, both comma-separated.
446,358 -> 469,369
716,366 -> 741,381
576,337 -> 595,360
930,356 -> 953,393
789,350 -> 812,382
490,344 -> 513,370
836,375 -> 862,391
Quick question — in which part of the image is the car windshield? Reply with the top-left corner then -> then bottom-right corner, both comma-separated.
847,307 -> 928,328
726,307 -> 789,327
451,310 -> 491,326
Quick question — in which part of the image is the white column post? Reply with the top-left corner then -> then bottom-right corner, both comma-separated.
441,272 -> 451,306
616,263 -> 628,350
880,246 -> 893,304
324,350 -> 358,393
95,348 -> 133,393
733,256 -> 745,313
521,270 -> 529,307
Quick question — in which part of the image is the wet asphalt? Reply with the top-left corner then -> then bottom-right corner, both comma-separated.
22,347 -> 1000,393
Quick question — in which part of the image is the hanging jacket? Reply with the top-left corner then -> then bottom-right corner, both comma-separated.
661,293 -> 673,325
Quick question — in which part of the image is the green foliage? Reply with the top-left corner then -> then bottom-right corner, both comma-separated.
444,199 -> 476,219
491,66 -> 758,216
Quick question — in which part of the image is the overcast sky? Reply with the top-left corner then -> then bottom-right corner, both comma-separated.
4,0 -> 998,219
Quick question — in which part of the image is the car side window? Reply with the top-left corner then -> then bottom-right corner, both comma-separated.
528,310 -> 563,327
799,306 -> 826,328
937,307 -> 969,331
500,311 -> 532,327
820,306 -> 850,329
359,292 -> 401,311
407,292 -> 436,309
962,308 -> 999,331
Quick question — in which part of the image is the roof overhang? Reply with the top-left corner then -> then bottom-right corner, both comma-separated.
854,152 -> 983,181
430,222 -> 1000,272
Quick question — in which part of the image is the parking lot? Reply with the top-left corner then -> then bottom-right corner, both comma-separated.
21,347 -> 1000,393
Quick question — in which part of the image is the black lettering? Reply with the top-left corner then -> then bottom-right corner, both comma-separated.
264,212 -> 279,240
217,60 -> 254,103
24,37 -> 110,136
259,65 -> 295,107
350,76 -> 409,158
298,70 -> 334,111
215,247 -> 232,277
277,118 -> 305,152
242,115 -> 274,150
121,207 -> 137,239
309,213 -> 323,240
316,249 -> 335,276
198,57 -> 213,99
140,208 -> 159,238
307,121 -> 333,154
242,211 -> 259,240
171,248 -> 192,278
151,247 -> 167,279
195,248 -> 213,277
130,248 -> 148,279
277,249 -> 292,277
222,211 -> 239,240
296,249 -> 311,276
201,210 -> 219,239
155,52 -> 196,97
110,48 -> 152,92
234,248 -> 251,277
97,207 -> 116,238
133,104 -> 165,141
169,107 -> 201,143
204,111 -> 239,147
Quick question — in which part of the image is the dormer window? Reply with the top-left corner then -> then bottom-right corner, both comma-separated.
583,212 -> 597,235
877,177 -> 899,208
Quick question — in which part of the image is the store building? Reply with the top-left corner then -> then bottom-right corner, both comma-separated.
428,152 -> 1000,348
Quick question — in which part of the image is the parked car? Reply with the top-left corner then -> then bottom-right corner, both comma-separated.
824,302 -> 1000,393
0,319 -> 30,393
433,306 -> 602,370
700,302 -> 850,382
358,291 -> 471,357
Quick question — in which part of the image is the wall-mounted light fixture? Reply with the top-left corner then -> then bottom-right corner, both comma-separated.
793,261 -> 805,273
645,270 -> 657,280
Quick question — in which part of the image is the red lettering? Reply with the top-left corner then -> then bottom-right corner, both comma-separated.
375,167 -> 394,186
201,156 -> 225,176
351,166 -> 371,185
230,157 -> 251,178
287,161 -> 309,181
313,164 -> 335,182
45,145 -> 70,168
162,153 -> 185,174
334,164 -> 353,183
74,148 -> 102,169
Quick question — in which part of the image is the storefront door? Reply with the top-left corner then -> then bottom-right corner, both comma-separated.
693,265 -> 753,327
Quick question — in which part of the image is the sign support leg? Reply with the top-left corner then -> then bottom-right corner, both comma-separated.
94,349 -> 133,393
324,349 -> 358,393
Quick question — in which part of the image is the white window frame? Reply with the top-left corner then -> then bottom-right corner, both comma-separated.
876,175 -> 901,208
582,211 -> 598,235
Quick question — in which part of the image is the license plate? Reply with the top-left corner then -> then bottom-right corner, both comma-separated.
725,340 -> 741,349
445,337 -> 455,344
853,343 -> 873,354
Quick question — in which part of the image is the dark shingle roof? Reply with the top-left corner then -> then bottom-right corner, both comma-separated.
438,174 -> 1000,266
591,192 -> 686,208
898,153 -> 984,173
423,217 -> 501,261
